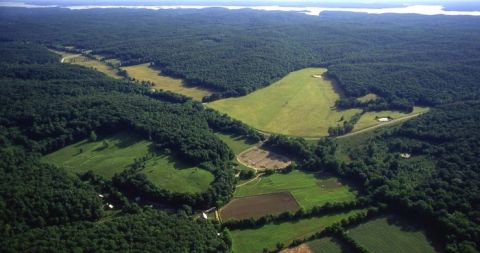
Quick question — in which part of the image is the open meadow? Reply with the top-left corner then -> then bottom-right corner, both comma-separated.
42,132 -> 152,178
208,68 -> 362,137
122,63 -> 212,100
215,133 -> 255,155
139,154 -> 214,193
231,209 -> 365,253
234,170 -> 357,210
42,132 -> 214,193
348,216 -> 437,253
50,49 -> 122,79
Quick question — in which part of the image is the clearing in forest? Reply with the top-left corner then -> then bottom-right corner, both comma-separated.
237,146 -> 291,171
214,133 -> 256,155
50,49 -> 122,79
121,63 -> 213,101
219,192 -> 300,221
348,216 -> 437,253
138,154 -> 214,193
42,132 -> 214,193
208,68 -> 362,137
230,209 -> 366,253
352,106 -> 429,132
235,170 -> 357,210
42,132 -> 152,178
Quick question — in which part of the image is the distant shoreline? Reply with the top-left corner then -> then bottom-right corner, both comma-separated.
1,2 -> 480,16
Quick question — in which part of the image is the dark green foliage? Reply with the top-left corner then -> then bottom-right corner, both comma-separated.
2,209 -> 230,253
0,148 -> 103,234
1,8 -> 480,106
337,102 -> 480,252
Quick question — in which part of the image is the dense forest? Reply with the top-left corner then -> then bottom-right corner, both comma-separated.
1,8 -> 480,108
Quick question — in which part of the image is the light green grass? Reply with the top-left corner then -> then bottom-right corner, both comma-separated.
208,68 -> 362,137
306,237 -> 353,253
139,154 -> 214,193
215,133 -> 255,155
234,170 -> 357,210
353,107 -> 429,132
122,63 -> 212,100
50,49 -> 122,79
356,93 -> 378,102
42,132 -> 152,178
42,132 -> 214,193
231,209 -> 365,253
348,217 -> 437,253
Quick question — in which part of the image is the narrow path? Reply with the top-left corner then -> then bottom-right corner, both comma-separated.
337,113 -> 423,139
236,173 -> 264,188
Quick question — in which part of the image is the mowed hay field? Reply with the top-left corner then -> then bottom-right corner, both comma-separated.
42,132 -> 152,178
208,68 -> 361,137
220,192 -> 300,220
231,209 -> 365,253
237,146 -> 291,170
235,170 -> 357,210
281,237 -> 353,253
352,106 -> 429,132
122,63 -> 212,100
348,216 -> 437,253
50,49 -> 122,79
139,154 -> 214,193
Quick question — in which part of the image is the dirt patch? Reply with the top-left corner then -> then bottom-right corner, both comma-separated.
237,147 -> 291,170
220,191 -> 300,221
280,244 -> 313,253
316,178 -> 343,189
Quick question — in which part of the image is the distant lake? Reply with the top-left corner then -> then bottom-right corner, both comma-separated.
1,2 -> 480,16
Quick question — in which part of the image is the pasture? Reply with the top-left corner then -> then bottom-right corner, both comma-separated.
237,146 -> 291,170
220,192 -> 300,220
348,216 -> 437,253
121,63 -> 212,100
42,132 -> 151,178
281,237 -> 353,253
50,49 -> 122,79
208,68 -> 362,137
352,106 -> 429,132
231,209 -> 365,253
235,170 -> 357,210
139,154 -> 214,193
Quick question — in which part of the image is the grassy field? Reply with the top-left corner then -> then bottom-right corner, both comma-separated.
121,63 -> 212,100
139,154 -> 214,193
231,209 -> 365,253
208,68 -> 362,137
307,237 -> 353,253
50,49 -> 122,79
235,170 -> 357,210
42,132 -> 152,178
42,132 -> 214,193
356,93 -> 378,102
348,216 -> 437,253
352,106 -> 429,132
215,133 -> 255,155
